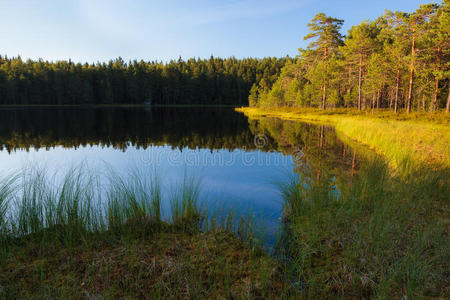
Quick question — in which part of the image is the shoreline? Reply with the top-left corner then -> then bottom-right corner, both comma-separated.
0,104 -> 238,108
236,107 -> 450,170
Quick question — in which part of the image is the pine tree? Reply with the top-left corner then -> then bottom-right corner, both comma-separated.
302,13 -> 344,109
342,21 -> 380,110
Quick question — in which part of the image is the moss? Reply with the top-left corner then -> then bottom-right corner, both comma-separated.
0,229 -> 295,299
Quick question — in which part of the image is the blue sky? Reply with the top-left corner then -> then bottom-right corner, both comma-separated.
0,0 -> 434,63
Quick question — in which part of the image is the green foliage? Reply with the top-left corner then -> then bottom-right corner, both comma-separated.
251,1 -> 450,112
302,13 -> 344,57
0,56 -> 287,106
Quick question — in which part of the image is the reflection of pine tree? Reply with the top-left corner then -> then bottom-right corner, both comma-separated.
0,108 -> 261,152
248,118 -> 377,198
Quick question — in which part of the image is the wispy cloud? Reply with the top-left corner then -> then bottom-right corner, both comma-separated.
78,0 -> 307,40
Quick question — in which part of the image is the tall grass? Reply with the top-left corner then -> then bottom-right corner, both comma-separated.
0,174 -> 16,232
0,165 -> 289,298
5,166 -> 102,247
0,165 -> 268,256
105,168 -> 163,236
0,166 -> 180,251
203,206 -> 269,254
169,174 -> 202,231
237,107 -> 450,170
0,166 -> 293,298
238,106 -> 449,297
278,155 -> 449,298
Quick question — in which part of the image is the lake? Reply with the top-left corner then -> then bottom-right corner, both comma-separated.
0,107 -> 363,244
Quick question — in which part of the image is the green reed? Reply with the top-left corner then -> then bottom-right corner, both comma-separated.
169,174 -> 203,231
0,166 -> 164,250
0,165 -> 287,298
0,165 -> 268,253
278,155 -> 449,298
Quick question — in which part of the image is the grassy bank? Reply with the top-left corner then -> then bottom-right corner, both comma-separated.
2,108 -> 449,298
278,156 -> 449,298
237,107 -> 450,171
0,167 -> 295,299
239,106 -> 449,298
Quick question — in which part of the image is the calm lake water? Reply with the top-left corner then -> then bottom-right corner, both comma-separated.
0,107 -> 363,243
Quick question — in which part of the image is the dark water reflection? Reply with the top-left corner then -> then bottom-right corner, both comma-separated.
0,107 -> 364,244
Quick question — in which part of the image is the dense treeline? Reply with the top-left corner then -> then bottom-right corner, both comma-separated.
250,1 -> 450,112
0,56 -> 287,106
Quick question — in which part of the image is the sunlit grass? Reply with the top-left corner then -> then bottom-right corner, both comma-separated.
237,107 -> 450,170
237,107 -> 449,297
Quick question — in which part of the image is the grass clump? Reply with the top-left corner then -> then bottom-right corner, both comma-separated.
170,175 -> 203,232
0,166 -> 297,299
106,169 -> 163,237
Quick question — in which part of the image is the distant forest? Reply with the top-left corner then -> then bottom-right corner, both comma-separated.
0,56 -> 287,106
250,1 -> 449,112
1,2 -> 448,110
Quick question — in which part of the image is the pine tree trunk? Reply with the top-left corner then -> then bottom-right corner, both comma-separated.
377,89 -> 380,110
406,64 -> 414,113
395,69 -> 400,113
347,66 -> 352,108
434,48 -> 442,112
406,22 -> 416,113
417,94 -> 420,111
433,75 -> 439,111
389,90 -> 393,109
322,46 -> 328,109
322,84 -> 326,109
446,81 -> 450,113
377,81 -> 382,110
371,94 -> 375,113
358,51 -> 363,110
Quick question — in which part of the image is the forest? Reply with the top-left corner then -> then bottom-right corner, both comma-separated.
1,2 -> 447,111
0,56 -> 287,106
250,1 -> 450,112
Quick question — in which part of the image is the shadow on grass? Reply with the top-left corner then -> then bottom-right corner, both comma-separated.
276,155 -> 449,298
